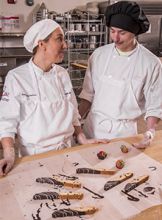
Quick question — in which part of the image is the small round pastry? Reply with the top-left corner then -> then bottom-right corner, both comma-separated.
120,145 -> 129,153
97,151 -> 107,160
116,159 -> 125,169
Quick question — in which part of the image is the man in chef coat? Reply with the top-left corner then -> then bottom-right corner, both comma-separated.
79,1 -> 162,148
0,19 -> 108,176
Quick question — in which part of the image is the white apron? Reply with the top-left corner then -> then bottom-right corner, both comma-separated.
84,45 -> 142,139
17,62 -> 74,156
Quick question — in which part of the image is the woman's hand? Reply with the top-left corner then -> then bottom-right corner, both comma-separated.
132,129 -> 155,149
77,132 -> 110,145
0,146 -> 15,177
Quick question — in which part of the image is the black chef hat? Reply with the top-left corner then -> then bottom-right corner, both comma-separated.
105,1 -> 150,35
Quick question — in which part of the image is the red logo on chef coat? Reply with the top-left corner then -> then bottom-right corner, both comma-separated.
7,0 -> 16,4
2,91 -> 9,97
1,90 -> 10,102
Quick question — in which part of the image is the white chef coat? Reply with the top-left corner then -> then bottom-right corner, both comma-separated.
0,59 -> 81,155
79,43 -> 162,139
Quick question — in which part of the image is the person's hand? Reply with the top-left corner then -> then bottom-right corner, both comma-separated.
0,147 -> 15,177
132,129 -> 155,149
77,132 -> 110,145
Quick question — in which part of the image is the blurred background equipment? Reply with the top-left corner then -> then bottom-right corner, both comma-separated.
35,2 -> 49,22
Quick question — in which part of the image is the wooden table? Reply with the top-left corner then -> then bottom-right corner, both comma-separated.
2,130 -> 162,220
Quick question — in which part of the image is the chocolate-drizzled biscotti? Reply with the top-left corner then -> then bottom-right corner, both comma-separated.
76,168 -> 116,175
36,177 -> 64,186
123,175 -> 149,193
33,192 -> 83,200
36,176 -> 81,188
104,172 -> 133,191
52,206 -> 98,218
52,176 -> 81,188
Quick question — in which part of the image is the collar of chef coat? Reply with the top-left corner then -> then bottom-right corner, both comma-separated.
29,58 -> 62,100
114,42 -> 139,57
29,58 -> 54,77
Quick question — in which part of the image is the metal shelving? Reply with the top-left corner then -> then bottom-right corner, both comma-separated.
61,14 -> 107,71
0,32 -> 25,37
55,13 -> 108,99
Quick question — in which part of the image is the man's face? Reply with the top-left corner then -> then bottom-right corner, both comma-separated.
110,27 -> 136,52
43,27 -> 67,63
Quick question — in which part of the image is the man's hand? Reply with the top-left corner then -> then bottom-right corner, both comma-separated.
132,129 -> 155,149
77,132 -> 110,145
0,146 -> 15,177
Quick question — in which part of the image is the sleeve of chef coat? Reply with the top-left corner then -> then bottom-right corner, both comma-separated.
0,72 -> 20,140
144,59 -> 162,120
79,54 -> 95,102
70,90 -> 81,127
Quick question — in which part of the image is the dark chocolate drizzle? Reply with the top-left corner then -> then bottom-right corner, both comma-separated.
52,202 -> 57,207
143,186 -> 155,192
45,202 -> 52,209
104,180 -> 120,191
36,177 -> 63,186
60,199 -> 71,206
32,203 -> 42,220
38,162 -> 44,167
121,190 -> 139,202
128,197 -> 139,202
143,186 -> 155,195
83,186 -> 104,199
32,213 -> 40,220
148,166 -> 157,171
76,168 -> 101,174
2,164 -> 7,173
92,196 -> 102,199
52,208 -> 85,218
33,192 -> 59,200
73,162 -> 79,166
58,174 -> 78,180
149,190 -> 155,195
134,189 -> 148,198
124,182 -> 138,193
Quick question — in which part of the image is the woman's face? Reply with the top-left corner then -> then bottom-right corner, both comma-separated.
43,27 -> 67,64
110,27 -> 136,52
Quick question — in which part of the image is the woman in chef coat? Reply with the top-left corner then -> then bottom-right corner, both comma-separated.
79,1 -> 162,148
0,19 -> 108,176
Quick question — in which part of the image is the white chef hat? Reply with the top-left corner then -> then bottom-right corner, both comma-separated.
23,19 -> 62,53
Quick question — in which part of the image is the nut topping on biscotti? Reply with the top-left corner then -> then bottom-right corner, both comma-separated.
52,176 -> 81,188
